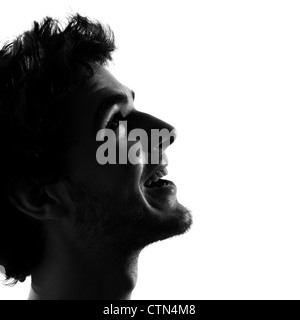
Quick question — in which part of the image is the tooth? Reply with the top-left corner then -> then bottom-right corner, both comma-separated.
162,168 -> 168,175
156,171 -> 164,178
152,174 -> 160,182
145,180 -> 151,186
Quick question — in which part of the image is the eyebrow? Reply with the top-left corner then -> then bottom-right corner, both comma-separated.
94,90 -> 135,134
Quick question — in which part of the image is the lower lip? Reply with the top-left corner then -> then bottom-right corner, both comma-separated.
143,179 -> 177,209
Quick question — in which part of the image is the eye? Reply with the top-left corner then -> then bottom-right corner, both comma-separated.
107,112 -> 123,130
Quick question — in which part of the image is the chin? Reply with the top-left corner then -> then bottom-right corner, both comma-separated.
133,187 -> 192,249
69,176 -> 192,252
151,201 -> 192,238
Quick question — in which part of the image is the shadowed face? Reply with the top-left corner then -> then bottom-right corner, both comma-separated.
60,64 -> 192,251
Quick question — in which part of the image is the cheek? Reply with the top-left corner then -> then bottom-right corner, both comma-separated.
102,141 -> 145,196
64,137 -> 145,196
111,162 -> 143,192
90,158 -> 144,196
122,140 -> 145,187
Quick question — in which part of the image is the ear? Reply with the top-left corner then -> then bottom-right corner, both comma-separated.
8,178 -> 72,221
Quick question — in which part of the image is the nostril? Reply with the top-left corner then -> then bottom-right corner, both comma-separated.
160,128 -> 177,149
150,128 -> 177,156
170,135 -> 175,145
170,128 -> 177,144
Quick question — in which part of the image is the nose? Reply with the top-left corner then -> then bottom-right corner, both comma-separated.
125,110 -> 177,154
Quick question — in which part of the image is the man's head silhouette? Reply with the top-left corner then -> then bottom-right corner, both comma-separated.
0,14 -> 192,300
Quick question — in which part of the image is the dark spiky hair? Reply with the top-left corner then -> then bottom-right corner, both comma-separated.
0,13 -> 115,283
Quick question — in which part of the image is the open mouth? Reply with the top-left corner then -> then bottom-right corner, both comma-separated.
143,166 -> 172,189
144,178 -> 171,188
142,164 -> 177,210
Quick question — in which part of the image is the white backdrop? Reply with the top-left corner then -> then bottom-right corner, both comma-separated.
0,0 -> 300,300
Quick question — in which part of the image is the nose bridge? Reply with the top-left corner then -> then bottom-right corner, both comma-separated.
126,111 -> 175,134
125,111 -> 177,154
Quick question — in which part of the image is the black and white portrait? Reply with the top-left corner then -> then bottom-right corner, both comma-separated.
0,0 -> 299,300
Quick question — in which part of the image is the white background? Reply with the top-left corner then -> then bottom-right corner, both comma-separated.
0,0 -> 300,300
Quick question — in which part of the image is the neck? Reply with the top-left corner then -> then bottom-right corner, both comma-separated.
28,223 -> 140,300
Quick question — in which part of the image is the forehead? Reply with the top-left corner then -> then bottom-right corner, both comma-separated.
62,65 -> 131,144
69,63 -> 133,106
66,64 -> 130,120
85,64 -> 125,93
